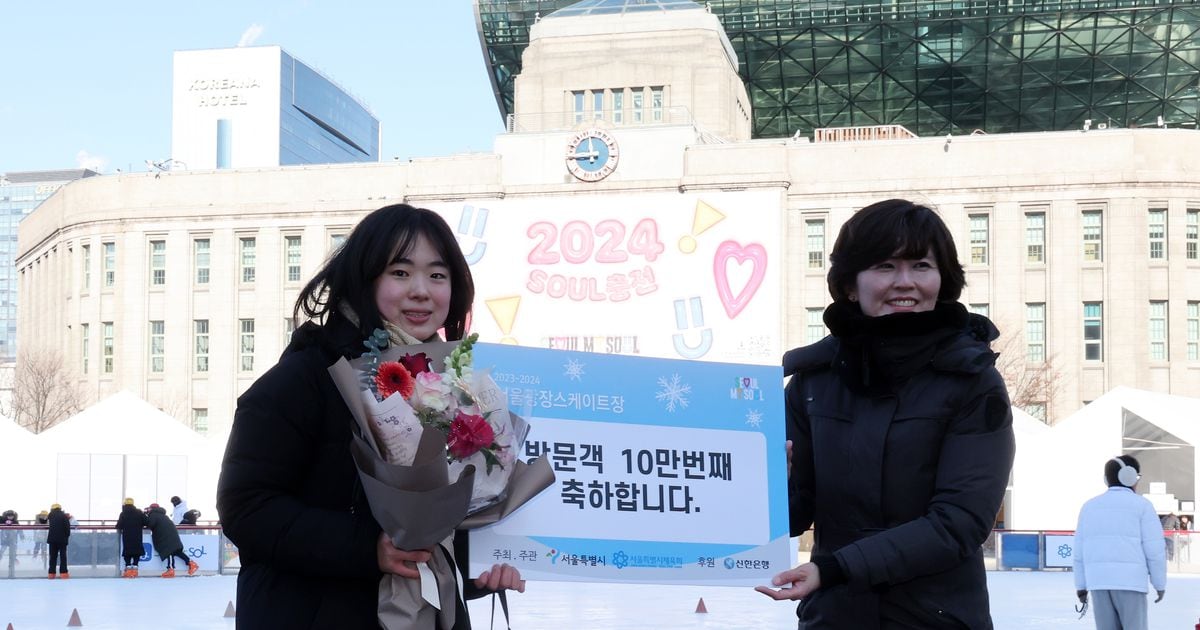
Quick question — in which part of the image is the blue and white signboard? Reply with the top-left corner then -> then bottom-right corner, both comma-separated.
1044,534 -> 1075,569
125,532 -> 221,573
468,344 -> 790,586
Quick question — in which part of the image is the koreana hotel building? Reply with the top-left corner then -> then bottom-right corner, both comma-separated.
17,0 -> 1200,436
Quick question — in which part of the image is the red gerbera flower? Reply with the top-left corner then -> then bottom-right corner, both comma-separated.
375,362 -> 415,400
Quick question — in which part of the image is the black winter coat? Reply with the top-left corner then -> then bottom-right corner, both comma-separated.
217,316 -> 484,630
146,507 -> 183,557
46,508 -> 70,545
117,505 -> 147,554
784,302 -> 1015,629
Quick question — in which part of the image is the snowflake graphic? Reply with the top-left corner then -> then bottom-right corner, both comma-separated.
745,409 -> 763,428
563,358 -> 586,381
612,551 -> 629,569
655,374 -> 691,412
1057,544 -> 1072,559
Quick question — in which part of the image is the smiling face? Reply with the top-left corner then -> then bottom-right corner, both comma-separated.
373,233 -> 452,340
849,249 -> 942,317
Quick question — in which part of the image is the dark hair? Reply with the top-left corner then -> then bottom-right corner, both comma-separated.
826,199 -> 965,303
170,496 -> 180,505
294,204 -> 475,341
1104,455 -> 1140,487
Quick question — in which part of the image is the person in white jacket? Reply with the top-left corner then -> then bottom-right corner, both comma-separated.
1073,455 -> 1167,630
169,496 -> 188,525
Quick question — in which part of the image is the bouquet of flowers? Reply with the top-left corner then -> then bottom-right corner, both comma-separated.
329,331 -> 553,630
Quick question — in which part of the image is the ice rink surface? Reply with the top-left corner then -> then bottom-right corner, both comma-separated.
2,571 -> 1197,629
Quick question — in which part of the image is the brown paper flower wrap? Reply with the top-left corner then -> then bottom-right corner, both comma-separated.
329,336 -> 554,630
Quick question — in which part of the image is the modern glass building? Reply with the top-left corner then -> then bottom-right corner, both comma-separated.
0,170 -> 98,363
477,0 -> 1200,137
172,46 -> 380,169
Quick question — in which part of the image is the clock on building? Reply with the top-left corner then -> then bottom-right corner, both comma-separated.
565,128 -> 619,182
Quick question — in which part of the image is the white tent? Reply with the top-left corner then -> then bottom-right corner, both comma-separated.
28,391 -> 216,521
0,415 -> 40,518
1010,387 -> 1200,531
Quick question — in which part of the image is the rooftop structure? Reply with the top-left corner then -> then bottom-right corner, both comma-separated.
476,0 -> 1200,138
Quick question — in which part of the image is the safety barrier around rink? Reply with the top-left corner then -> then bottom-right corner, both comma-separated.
795,529 -> 1198,574
0,523 -> 241,579
987,530 -> 1197,573
3,525 -> 1196,578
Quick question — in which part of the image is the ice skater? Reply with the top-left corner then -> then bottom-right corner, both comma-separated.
145,503 -> 198,577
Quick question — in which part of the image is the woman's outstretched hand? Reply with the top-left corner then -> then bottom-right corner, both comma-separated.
376,532 -> 432,579
474,563 -> 526,593
755,562 -> 821,601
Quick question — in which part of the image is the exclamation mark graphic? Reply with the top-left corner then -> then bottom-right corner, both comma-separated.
678,199 -> 726,254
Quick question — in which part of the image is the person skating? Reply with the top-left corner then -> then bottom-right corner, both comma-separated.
116,498 -> 147,577
170,496 -> 188,525
45,504 -> 70,579
145,503 -> 197,577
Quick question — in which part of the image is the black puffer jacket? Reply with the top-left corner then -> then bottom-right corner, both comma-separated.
46,508 -> 70,546
217,315 -> 483,629
784,302 -> 1015,629
146,506 -> 182,558
116,505 -> 146,554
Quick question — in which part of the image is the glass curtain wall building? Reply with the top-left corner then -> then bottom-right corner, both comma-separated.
0,170 -> 98,362
477,0 -> 1200,137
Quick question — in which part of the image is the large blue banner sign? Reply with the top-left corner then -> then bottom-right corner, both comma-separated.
468,343 -> 790,586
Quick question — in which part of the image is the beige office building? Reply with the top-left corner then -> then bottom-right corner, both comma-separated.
17,4 -> 1200,435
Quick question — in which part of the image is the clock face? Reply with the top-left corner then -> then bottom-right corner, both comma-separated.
565,129 -> 619,182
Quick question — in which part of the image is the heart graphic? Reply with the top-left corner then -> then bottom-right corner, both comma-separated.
713,240 -> 767,319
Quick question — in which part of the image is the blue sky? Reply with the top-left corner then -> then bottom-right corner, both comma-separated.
0,2 -> 505,174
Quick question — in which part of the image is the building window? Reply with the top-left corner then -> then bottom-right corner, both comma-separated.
805,219 -> 825,270
968,214 -> 989,264
240,318 -> 255,372
283,317 -> 296,349
1149,208 -> 1167,260
1026,303 -> 1045,363
285,235 -> 302,283
632,91 -> 643,123
149,320 -> 165,373
194,238 -> 210,284
81,323 -> 89,374
192,408 -> 209,435
612,90 -> 624,124
1187,209 -> 1198,260
593,90 -> 604,121
330,233 -> 347,252
81,244 -> 91,290
240,237 -> 256,283
1083,302 -> 1103,361
969,303 -> 990,317
194,319 -> 209,373
573,91 -> 585,124
1188,301 -> 1199,361
806,308 -> 826,345
1025,212 -> 1045,263
1082,210 -> 1103,261
1149,301 -> 1168,361
103,242 -> 116,287
102,322 -> 114,374
1026,403 -> 1047,423
149,240 -> 166,286
651,87 -> 663,122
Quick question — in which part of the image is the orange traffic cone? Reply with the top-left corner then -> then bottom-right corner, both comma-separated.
695,597 -> 708,613
224,601 -> 236,618
66,608 -> 83,626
